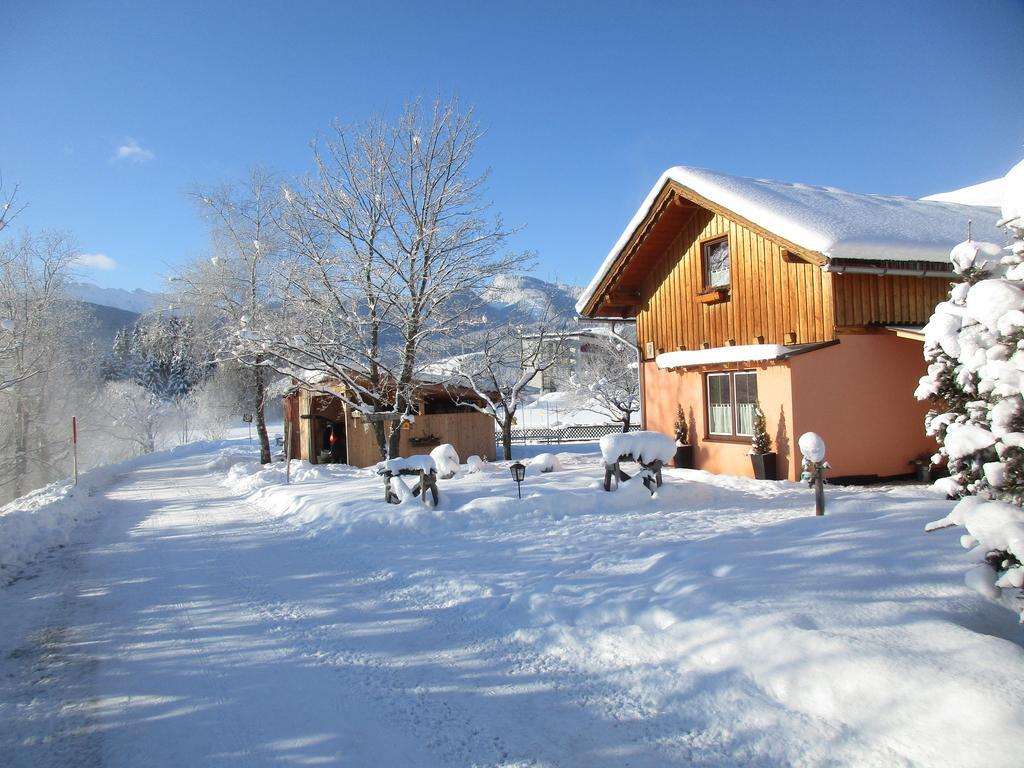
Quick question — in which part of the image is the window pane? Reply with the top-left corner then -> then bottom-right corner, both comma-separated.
704,238 -> 730,288
707,374 -> 732,435
734,372 -> 758,436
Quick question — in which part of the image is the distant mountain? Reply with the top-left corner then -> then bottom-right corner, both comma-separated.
69,273 -> 584,354
80,302 -> 140,350
66,281 -> 165,315
477,275 -> 582,325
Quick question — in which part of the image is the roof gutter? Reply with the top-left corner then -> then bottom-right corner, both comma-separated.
822,263 -> 952,279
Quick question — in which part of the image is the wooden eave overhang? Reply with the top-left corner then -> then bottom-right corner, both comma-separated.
580,180 -> 827,319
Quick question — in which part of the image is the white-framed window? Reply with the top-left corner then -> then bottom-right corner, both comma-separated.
706,370 -> 758,437
701,235 -> 730,289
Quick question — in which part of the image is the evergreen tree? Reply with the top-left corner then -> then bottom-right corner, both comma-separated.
919,158 -> 1024,619
674,405 -> 689,445
751,404 -> 772,455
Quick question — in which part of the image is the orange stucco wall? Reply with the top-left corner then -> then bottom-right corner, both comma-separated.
642,360 -> 796,479
641,334 -> 934,481
789,334 -> 935,479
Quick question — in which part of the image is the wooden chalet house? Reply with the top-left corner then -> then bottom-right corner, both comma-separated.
577,167 -> 1003,481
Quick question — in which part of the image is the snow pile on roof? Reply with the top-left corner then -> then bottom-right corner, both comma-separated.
999,158 -> 1024,230
656,344 -> 795,369
578,166 -> 1003,314
599,431 -> 675,464
922,177 -> 1005,207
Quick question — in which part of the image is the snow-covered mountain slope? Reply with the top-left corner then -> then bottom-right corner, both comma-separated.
477,274 -> 582,324
66,280 -> 165,314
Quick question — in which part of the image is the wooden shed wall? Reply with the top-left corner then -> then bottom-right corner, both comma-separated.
345,411 -> 496,468
636,209 -> 835,354
830,272 -> 951,328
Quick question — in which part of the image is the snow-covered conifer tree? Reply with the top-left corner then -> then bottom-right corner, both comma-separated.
919,159 -> 1024,619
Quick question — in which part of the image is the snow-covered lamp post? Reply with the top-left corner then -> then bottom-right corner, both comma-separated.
509,461 -> 526,499
799,432 -> 830,516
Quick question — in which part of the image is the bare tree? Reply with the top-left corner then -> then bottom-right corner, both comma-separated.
176,167 -> 283,463
0,172 -> 25,235
0,231 -> 96,500
446,313 -> 571,460
575,329 -> 641,432
255,98 -> 522,460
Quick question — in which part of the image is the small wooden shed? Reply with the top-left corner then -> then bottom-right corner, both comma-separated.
282,380 -> 496,468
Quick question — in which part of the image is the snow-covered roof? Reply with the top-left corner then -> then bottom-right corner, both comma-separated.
653,342 -> 838,370
655,344 -> 796,369
577,167 -> 1003,315
921,178 -> 1005,207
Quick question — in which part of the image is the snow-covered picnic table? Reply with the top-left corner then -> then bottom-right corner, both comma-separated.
598,431 -> 676,493
375,455 -> 439,506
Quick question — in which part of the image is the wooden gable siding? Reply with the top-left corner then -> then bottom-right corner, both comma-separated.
831,272 -> 951,328
637,208 -> 835,353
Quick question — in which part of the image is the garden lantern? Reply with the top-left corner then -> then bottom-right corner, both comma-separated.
509,461 -> 526,499
799,432 -> 829,516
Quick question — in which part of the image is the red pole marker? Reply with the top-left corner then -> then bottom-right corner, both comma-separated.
72,416 -> 79,486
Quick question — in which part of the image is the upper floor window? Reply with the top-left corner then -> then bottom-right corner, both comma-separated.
702,235 -> 730,290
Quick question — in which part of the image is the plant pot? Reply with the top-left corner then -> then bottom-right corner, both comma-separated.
750,452 -> 777,480
674,445 -> 693,469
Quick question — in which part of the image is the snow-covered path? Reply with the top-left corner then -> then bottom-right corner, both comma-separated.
0,449 -> 687,766
3,443 -> 1023,767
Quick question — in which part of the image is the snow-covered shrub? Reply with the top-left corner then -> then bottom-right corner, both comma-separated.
430,443 -> 460,479
466,455 -> 488,473
750,404 -> 772,455
918,158 -> 1024,618
528,452 -> 562,474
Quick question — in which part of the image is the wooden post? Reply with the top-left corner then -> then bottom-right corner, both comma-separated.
814,472 -> 825,516
71,416 -> 78,486
285,421 -> 292,485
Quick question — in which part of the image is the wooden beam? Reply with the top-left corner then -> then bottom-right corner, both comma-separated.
608,290 -> 641,304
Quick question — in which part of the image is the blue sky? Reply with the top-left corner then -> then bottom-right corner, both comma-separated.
3,0 -> 1023,292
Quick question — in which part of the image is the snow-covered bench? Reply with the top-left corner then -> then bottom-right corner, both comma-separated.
599,432 -> 676,493
375,455 -> 439,506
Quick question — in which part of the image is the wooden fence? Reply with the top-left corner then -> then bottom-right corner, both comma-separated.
503,423 -> 639,444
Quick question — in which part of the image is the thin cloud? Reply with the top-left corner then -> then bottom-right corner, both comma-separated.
75,253 -> 118,271
113,137 -> 154,164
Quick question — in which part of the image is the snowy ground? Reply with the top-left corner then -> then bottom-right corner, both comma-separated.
1,438 -> 1022,767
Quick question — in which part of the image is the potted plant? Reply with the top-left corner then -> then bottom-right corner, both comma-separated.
673,405 -> 693,468
749,404 -> 777,480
